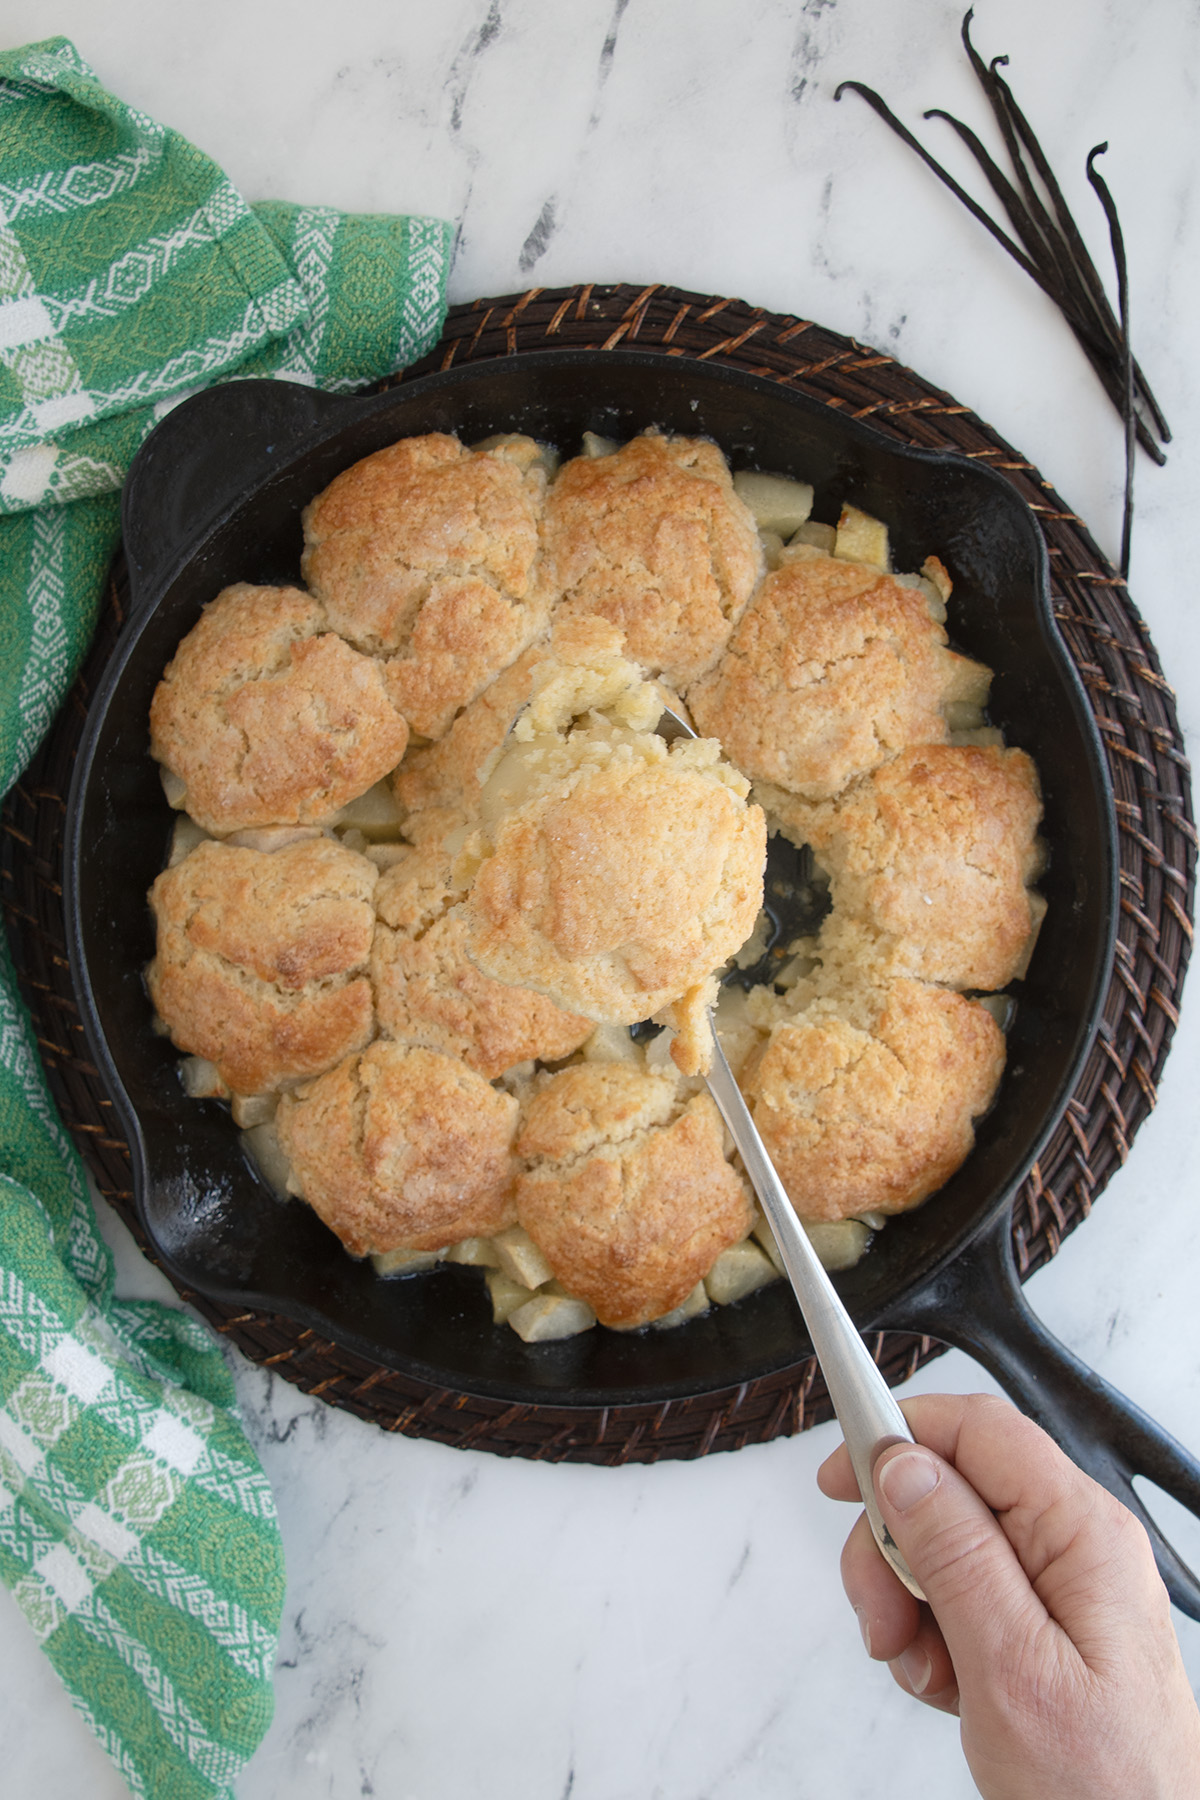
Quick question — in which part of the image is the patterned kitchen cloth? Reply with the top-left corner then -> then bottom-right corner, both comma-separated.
0,36 -> 452,1800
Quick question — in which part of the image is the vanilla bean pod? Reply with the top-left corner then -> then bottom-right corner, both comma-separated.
834,9 -> 1168,497
832,78 -> 1040,280
920,102 -> 1141,449
960,22 -> 1110,321
957,13 -> 1169,450
834,75 -> 1152,456
1087,145 -> 1136,577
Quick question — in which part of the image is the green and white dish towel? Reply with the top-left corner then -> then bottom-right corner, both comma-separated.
0,36 -> 452,1799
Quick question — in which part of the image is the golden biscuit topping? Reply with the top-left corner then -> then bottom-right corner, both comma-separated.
741,977 -> 1005,1223
276,1041 -> 519,1257
149,583 -> 409,835
301,432 -> 552,738
371,825 -> 593,1079
458,639 -> 766,1031
786,743 -> 1044,992
147,836 -> 378,1096
687,553 -> 991,800
515,1062 -> 753,1327
542,432 -> 763,687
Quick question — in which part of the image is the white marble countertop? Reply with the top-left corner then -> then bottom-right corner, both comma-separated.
2,3 -> 1199,1796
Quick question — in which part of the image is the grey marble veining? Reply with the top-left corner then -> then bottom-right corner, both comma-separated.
1,3 -> 1198,1796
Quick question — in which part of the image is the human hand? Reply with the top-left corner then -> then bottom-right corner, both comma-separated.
817,1392 -> 1200,1800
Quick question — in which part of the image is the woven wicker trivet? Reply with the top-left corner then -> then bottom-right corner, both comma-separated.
3,283 -> 1195,1465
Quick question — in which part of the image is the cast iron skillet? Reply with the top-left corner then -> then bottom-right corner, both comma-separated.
64,352 -> 1200,1615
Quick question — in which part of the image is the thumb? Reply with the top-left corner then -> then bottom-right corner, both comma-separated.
872,1442 -> 1050,1681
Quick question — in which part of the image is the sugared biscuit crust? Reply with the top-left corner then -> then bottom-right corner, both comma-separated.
687,552 -> 985,799
371,830 -> 593,1078
276,1041 -> 519,1256
147,836 -> 378,1096
515,1063 -> 754,1327
392,639 -> 547,816
463,741 -> 766,1023
149,583 -> 409,835
794,744 -> 1043,991
741,978 -> 1005,1222
541,433 -> 763,688
301,433 -> 551,739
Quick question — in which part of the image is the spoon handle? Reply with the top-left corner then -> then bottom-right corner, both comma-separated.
703,1015 -> 925,1600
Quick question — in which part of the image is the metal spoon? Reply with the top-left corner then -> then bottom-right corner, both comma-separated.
496,689 -> 924,1591
655,703 -> 925,1599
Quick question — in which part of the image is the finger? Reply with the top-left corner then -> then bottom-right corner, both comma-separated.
880,1394 -> 1166,1650
839,1513 -> 959,1710
887,1614 -> 961,1716
816,1393 -> 1017,1504
840,1508 -> 923,1660
815,1394 -> 986,1502
871,1436 -> 1061,1697
816,1438 -> 859,1503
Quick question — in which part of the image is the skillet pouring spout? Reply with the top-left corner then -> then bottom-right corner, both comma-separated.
879,1202 -> 1200,1621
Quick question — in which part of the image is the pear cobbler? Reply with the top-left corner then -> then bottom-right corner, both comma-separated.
147,429 -> 1044,1342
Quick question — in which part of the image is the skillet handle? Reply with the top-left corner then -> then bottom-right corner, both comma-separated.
120,379 -> 351,608
886,1206 -> 1200,1621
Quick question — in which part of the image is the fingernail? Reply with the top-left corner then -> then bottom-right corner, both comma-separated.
877,1449 -> 940,1512
854,1606 -> 871,1656
899,1645 -> 932,1695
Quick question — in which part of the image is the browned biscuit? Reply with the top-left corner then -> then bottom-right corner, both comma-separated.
740,978 -> 1005,1222
149,583 -> 409,835
515,1062 -> 754,1327
780,744 -> 1043,991
687,551 -> 990,799
148,836 -> 378,1096
462,736 -> 766,1023
541,433 -> 763,687
276,1040 -> 519,1256
301,433 -> 551,739
371,827 -> 593,1078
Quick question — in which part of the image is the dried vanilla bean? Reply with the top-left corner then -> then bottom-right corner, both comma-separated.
955,14 -> 1168,452
1086,145 -> 1135,577
835,9 -> 1166,574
